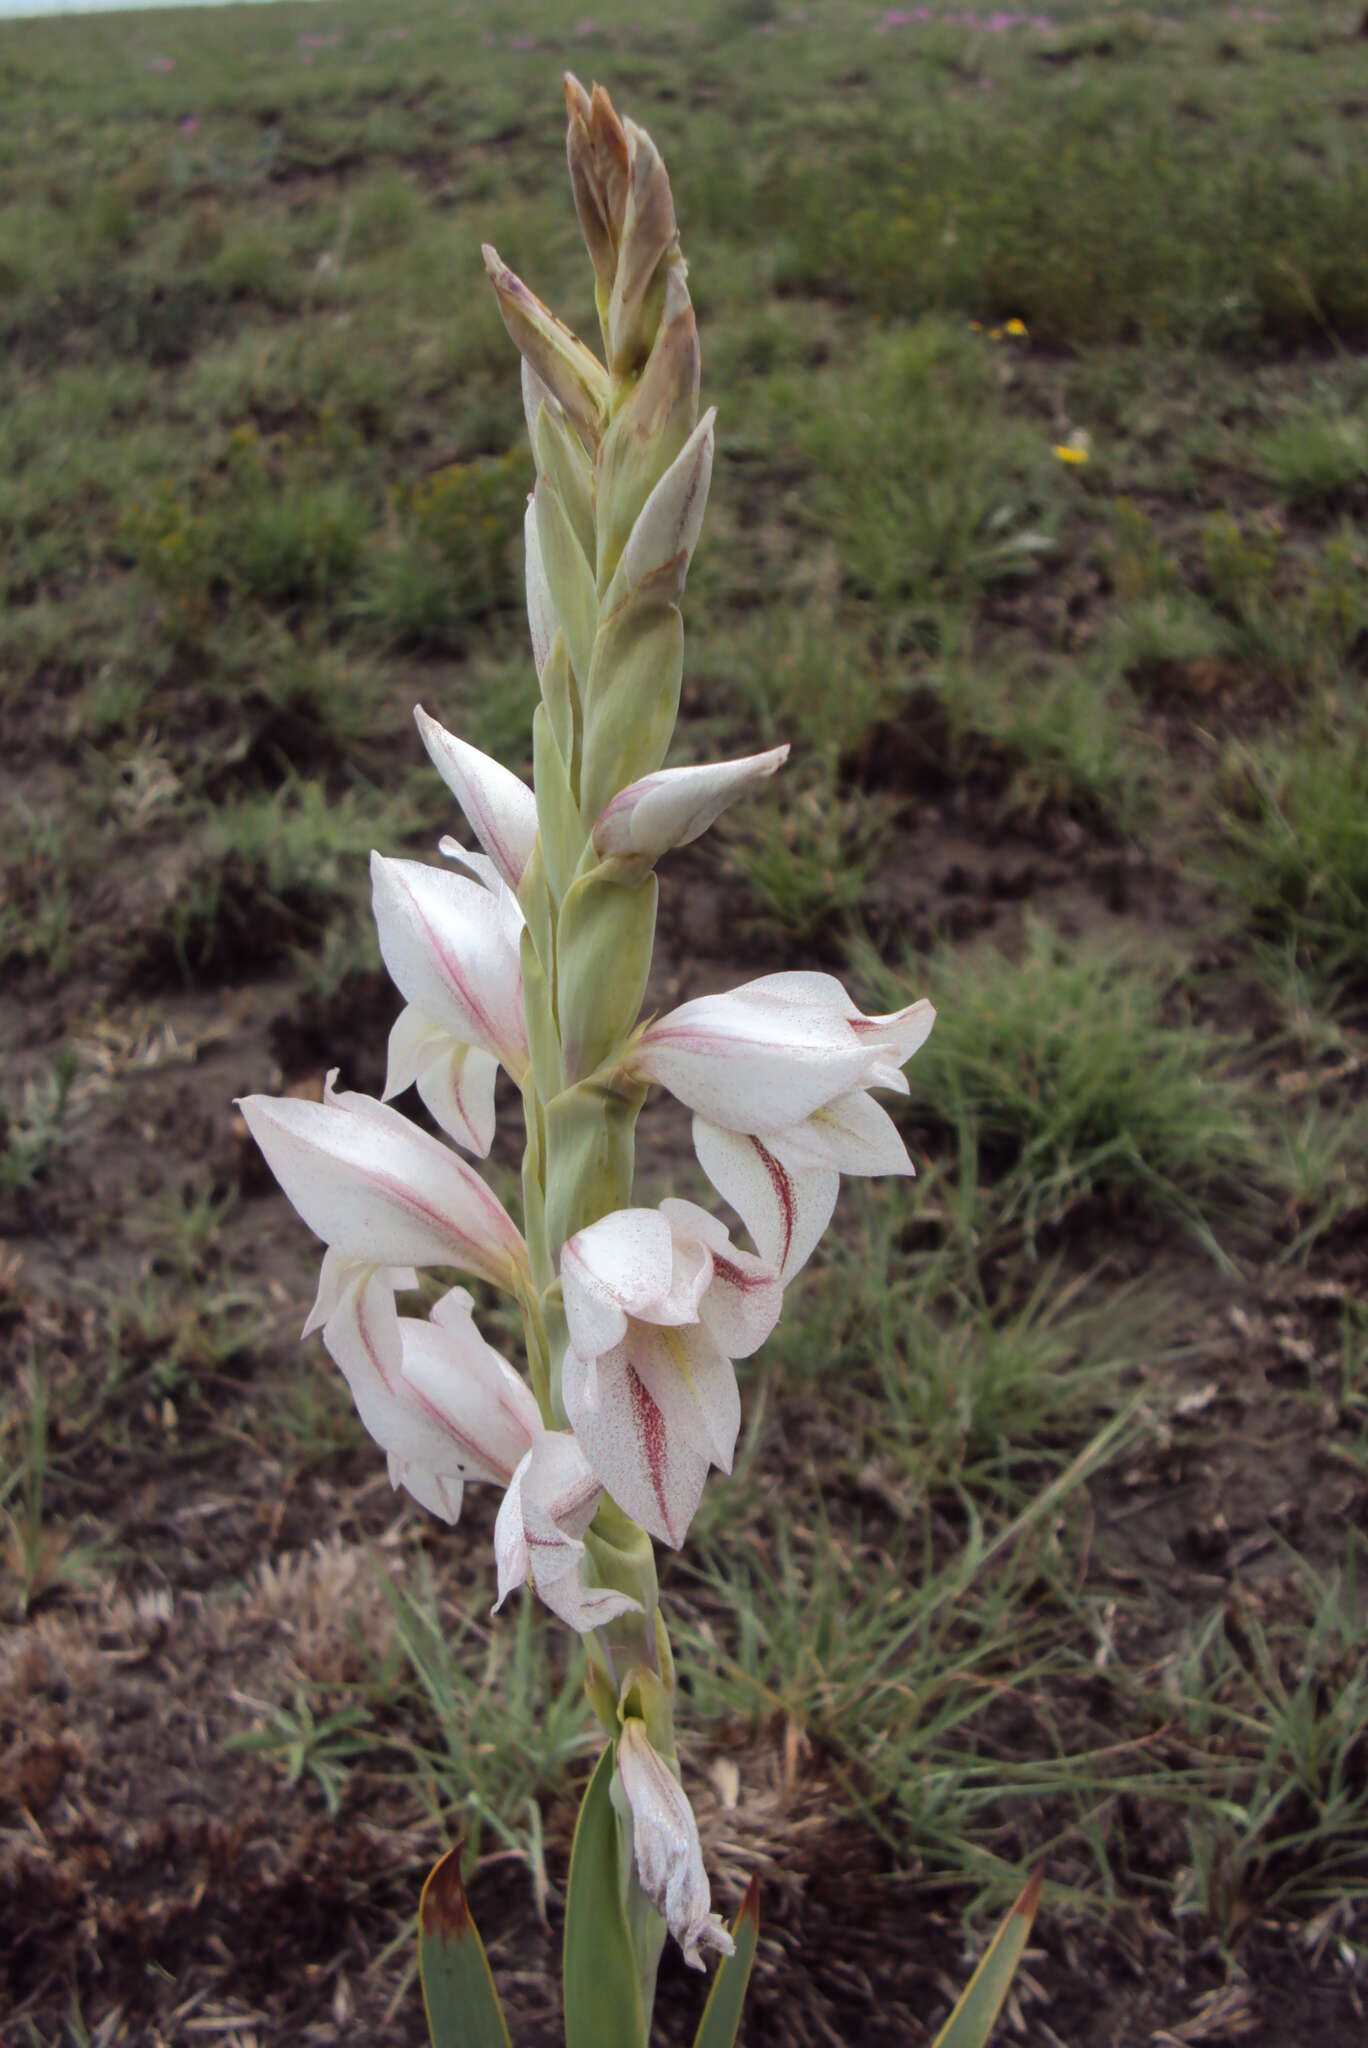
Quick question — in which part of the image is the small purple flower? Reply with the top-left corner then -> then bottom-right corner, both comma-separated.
575,15 -> 600,31
179,115 -> 199,136
148,55 -> 174,74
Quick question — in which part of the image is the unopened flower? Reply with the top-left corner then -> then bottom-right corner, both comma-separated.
617,1720 -> 734,1969
592,745 -> 789,874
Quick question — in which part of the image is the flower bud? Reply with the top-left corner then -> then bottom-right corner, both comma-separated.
482,243 -> 609,453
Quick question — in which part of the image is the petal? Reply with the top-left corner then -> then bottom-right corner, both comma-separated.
398,1291 -> 540,1485
236,1080 -> 527,1289
414,706 -> 538,892
493,1433 -> 642,1634
321,1267 -> 467,1523
778,1089 -> 914,1178
617,1722 -> 734,1972
371,853 -> 527,1076
627,1319 -> 740,1473
692,1117 -> 838,1283
493,1449 -> 533,1608
560,1207 -> 683,1363
302,1244 -> 417,1339
416,1042 -> 500,1158
593,745 -> 789,869
631,985 -> 880,1132
660,1198 -> 783,1361
609,407 -> 715,602
854,996 -> 937,1069
563,1343 -> 709,1550
524,493 -> 557,682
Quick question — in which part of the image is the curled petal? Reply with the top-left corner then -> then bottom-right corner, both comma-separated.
692,1117 -> 839,1284
563,1343 -> 709,1550
617,1721 -> 734,1972
302,1245 -> 417,1340
236,1077 -> 528,1290
560,1207 -> 701,1364
494,1433 -> 642,1634
371,854 -> 527,1079
660,1198 -> 783,1361
593,745 -> 789,870
414,706 -> 538,893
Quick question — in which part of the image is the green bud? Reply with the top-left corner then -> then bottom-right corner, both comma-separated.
535,476 -> 599,696
579,575 -> 684,825
556,869 -> 657,1083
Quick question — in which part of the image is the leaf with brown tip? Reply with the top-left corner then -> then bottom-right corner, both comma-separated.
418,1849 -> 514,2048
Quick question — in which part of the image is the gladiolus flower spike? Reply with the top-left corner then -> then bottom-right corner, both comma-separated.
238,77 -> 938,2046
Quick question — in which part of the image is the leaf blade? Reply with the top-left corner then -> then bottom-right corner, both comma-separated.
930,1868 -> 1043,2048
563,1741 -> 649,2048
418,1849 -> 514,2048
692,1876 -> 760,2048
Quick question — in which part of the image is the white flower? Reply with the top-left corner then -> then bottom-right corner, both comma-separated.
371,848 -> 527,1156
559,1202 -> 780,1548
310,1259 -> 540,1524
236,1071 -> 528,1293
592,745 -> 789,874
627,972 -> 935,1278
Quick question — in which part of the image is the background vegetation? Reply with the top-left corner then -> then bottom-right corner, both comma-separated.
2,1 -> 1366,2042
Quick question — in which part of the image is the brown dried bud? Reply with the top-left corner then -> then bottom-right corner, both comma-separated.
565,72 -> 629,299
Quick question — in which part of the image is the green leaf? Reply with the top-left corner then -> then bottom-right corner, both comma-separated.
418,1849 -> 514,2048
564,1743 -> 649,2048
692,1876 -> 760,2048
930,1869 -> 1043,2048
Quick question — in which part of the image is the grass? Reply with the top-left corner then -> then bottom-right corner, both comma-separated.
5,1 -> 1368,2040
1219,711 -> 1368,973
857,917 -> 1258,1249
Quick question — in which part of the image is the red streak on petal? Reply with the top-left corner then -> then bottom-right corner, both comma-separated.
628,1364 -> 675,1546
750,1138 -> 795,1269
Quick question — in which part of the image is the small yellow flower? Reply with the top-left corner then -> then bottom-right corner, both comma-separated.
990,326 -> 1004,341
968,319 -> 983,333
1005,317 -> 1028,337
1053,442 -> 1089,466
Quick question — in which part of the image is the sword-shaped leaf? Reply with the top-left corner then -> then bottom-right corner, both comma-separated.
418,1849 -> 513,2048
691,1876 -> 760,2048
563,1742 -> 649,2048
930,1868 -> 1043,2048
